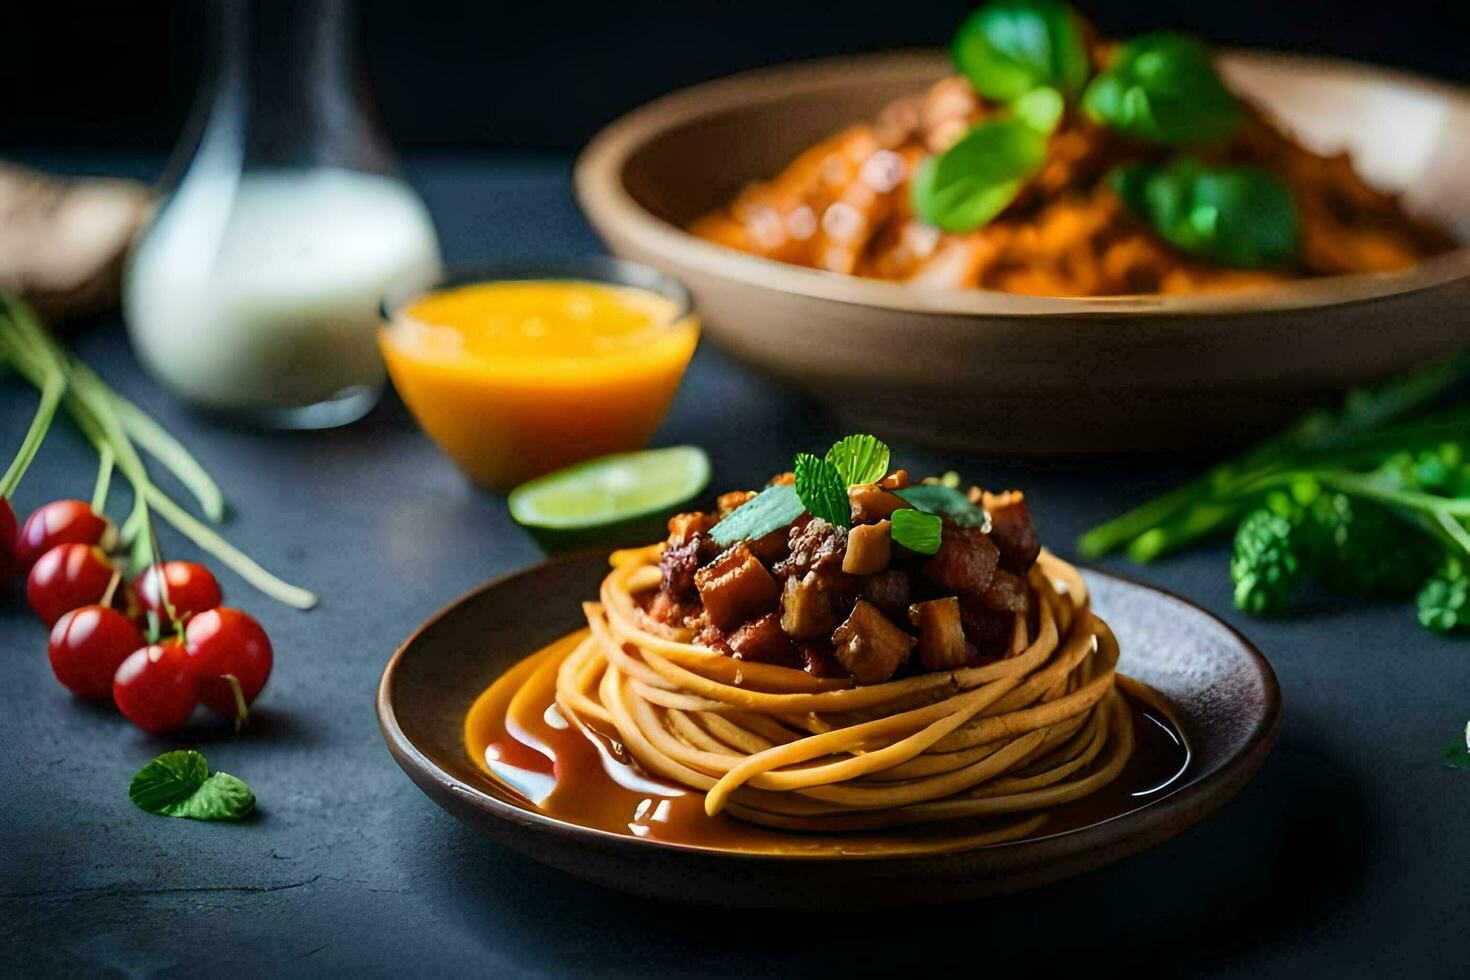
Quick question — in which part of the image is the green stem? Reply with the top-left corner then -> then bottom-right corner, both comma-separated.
1319,471 -> 1470,518
0,327 -> 64,498
92,446 -> 115,515
112,394 -> 226,522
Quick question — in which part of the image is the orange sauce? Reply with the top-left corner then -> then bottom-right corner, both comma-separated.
464,631 -> 1192,855
380,281 -> 698,489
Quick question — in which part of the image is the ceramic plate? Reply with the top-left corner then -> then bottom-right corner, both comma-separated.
378,551 -> 1280,907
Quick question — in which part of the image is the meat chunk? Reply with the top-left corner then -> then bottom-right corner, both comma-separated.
728,613 -> 802,668
842,520 -> 891,575
831,600 -> 914,685
659,534 -> 703,599
909,597 -> 968,672
694,543 -> 780,630
774,518 -> 847,579
860,569 -> 911,619
667,511 -> 716,546
848,483 -> 911,523
975,568 -> 1031,615
780,572 -> 839,639
923,524 -> 1000,595
746,523 -> 793,566
879,469 -> 910,490
983,491 -> 1041,573
959,595 -> 1013,661
799,640 -> 847,679
716,490 -> 758,516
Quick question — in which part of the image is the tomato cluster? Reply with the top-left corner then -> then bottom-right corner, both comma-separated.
4,498 -> 274,733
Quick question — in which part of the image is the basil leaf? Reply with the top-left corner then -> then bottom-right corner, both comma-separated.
1082,32 -> 1242,145
129,750 -> 257,821
1111,158 -> 1299,269
708,483 -> 804,546
129,750 -> 208,813
951,0 -> 1091,102
825,434 -> 891,487
1012,86 -> 1064,135
895,485 -> 989,528
163,773 -> 256,821
891,509 -> 944,555
794,453 -> 851,527
911,119 -> 1049,232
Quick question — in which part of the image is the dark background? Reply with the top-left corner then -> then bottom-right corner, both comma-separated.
2,0 -> 1467,155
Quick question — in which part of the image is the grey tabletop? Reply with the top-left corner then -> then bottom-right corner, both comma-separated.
2,155 -> 1465,978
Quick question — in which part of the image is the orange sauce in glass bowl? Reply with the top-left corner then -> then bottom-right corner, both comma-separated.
380,277 -> 698,489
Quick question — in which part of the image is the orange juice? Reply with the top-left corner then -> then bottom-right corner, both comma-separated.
380,279 -> 698,488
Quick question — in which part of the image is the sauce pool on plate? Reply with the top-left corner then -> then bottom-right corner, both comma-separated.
380,279 -> 698,488
464,631 -> 1193,856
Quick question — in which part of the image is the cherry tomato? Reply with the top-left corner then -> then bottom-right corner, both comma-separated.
185,608 -> 273,719
133,561 -> 223,623
15,500 -> 114,572
0,497 -> 15,585
27,543 -> 116,627
113,640 -> 197,733
49,605 -> 146,700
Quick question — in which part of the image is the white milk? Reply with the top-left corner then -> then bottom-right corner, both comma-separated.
124,168 -> 442,414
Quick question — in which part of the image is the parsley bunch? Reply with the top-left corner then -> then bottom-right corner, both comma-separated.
1080,351 -> 1470,634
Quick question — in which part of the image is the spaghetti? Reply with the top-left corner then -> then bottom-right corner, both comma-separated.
550,544 -> 1156,839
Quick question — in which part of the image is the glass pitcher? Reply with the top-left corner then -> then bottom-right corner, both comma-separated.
124,0 -> 442,429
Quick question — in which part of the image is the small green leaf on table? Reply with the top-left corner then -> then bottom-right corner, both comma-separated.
130,750 -> 256,821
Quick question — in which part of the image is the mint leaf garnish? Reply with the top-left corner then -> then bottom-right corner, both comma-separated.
891,509 -> 944,554
825,434 -> 890,487
130,750 -> 256,821
795,453 -> 851,528
895,485 -> 988,527
708,483 -> 805,546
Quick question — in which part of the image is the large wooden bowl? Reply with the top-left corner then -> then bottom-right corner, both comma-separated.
574,51 -> 1470,453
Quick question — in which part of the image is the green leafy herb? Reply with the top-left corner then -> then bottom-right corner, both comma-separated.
1012,86 -> 1065,135
891,508 -> 944,554
1307,493 -> 1434,597
824,434 -> 890,487
129,750 -> 256,821
1418,558 -> 1470,633
1230,508 -> 1306,615
708,483 -> 805,547
1111,157 -> 1299,269
911,118 -> 1050,232
1082,32 -> 1242,145
794,453 -> 851,528
951,0 -> 1091,102
895,485 -> 988,528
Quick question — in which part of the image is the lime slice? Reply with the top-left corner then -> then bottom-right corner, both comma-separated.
508,446 -> 711,530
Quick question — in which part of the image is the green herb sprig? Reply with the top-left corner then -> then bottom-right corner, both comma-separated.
1110,158 -> 1299,269
1082,32 -> 1243,145
1080,351 -> 1470,634
130,750 -> 256,821
891,508 -> 944,554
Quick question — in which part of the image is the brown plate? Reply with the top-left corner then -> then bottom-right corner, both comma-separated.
377,551 -> 1280,907
574,50 -> 1470,453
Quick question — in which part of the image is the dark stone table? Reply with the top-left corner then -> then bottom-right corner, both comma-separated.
2,156 -> 1465,977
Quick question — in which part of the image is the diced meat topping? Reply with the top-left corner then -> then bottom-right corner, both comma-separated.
717,490 -> 758,516
780,572 -> 839,639
774,518 -> 847,579
842,520 -> 891,575
923,525 -> 1000,595
860,569 -> 910,619
909,597 -> 967,671
983,490 -> 1041,573
831,600 -> 914,685
728,613 -> 803,668
959,595 -> 1014,661
975,568 -> 1031,615
879,469 -> 910,490
659,534 -> 703,599
848,483 -> 912,523
694,543 -> 781,631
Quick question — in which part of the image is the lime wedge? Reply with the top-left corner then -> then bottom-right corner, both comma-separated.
508,446 -> 711,530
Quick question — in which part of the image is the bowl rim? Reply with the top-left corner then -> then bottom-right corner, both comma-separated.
376,549 -> 1282,866
574,48 -> 1470,318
